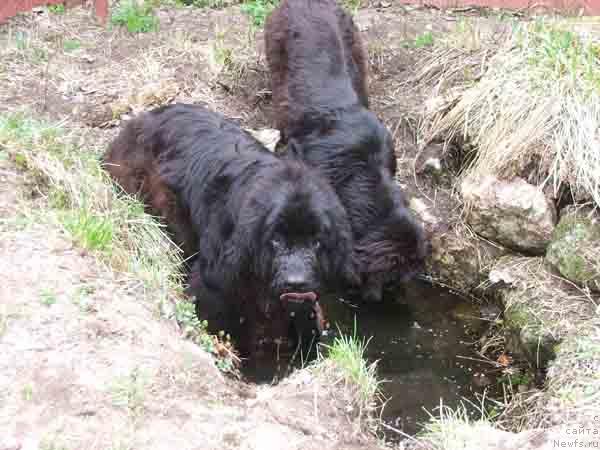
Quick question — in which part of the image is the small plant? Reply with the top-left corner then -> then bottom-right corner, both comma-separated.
341,0 -> 360,14
111,0 -> 159,34
241,0 -> 278,28
63,39 -> 81,52
320,319 -> 381,408
110,368 -> 147,418
61,209 -> 113,253
498,369 -> 533,388
404,31 -> 434,49
174,301 -> 238,373
211,31 -> 234,69
72,285 -> 96,312
175,0 -> 228,8
22,384 -> 34,401
48,4 -> 66,14
40,289 -> 57,307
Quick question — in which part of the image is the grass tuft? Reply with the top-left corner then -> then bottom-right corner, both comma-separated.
61,209 -> 114,253
419,401 -> 500,450
0,113 -> 181,302
241,0 -> 278,28
318,320 -> 382,419
421,19 -> 600,207
111,0 -> 159,34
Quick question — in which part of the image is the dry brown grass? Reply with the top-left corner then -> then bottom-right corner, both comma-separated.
418,19 -> 600,207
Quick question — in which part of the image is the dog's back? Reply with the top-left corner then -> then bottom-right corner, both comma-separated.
265,0 -> 368,136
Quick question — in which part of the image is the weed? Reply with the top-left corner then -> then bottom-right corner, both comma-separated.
48,4 -> 66,14
61,208 -> 114,253
110,368 -> 147,418
0,310 -> 6,337
174,301 -> 238,373
63,40 -> 81,52
72,285 -> 97,312
341,0 -> 361,14
404,31 -> 434,48
241,0 -> 278,28
497,370 -> 533,387
176,0 -> 228,8
320,319 -> 381,409
211,31 -> 234,69
40,289 -> 57,307
111,0 -> 159,34
22,384 -> 34,401
420,401 -> 499,449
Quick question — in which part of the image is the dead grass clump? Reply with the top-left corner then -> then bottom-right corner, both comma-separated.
420,20 -> 600,207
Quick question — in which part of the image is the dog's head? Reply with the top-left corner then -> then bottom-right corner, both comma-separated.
355,181 -> 429,303
219,160 -> 358,312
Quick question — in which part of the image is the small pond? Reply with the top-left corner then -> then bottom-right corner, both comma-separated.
324,279 -> 498,438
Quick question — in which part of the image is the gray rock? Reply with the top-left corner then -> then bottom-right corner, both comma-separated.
427,222 -> 505,293
489,256 -> 596,368
546,206 -> 600,292
461,176 -> 557,254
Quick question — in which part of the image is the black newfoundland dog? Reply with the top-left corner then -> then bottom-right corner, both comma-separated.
265,0 -> 428,303
102,104 -> 357,358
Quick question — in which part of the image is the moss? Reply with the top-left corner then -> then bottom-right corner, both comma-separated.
547,210 -> 600,290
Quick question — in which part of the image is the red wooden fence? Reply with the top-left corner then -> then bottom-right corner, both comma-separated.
398,0 -> 599,15
0,0 -> 109,24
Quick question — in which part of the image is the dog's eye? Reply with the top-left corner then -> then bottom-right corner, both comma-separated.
314,240 -> 321,250
271,239 -> 282,249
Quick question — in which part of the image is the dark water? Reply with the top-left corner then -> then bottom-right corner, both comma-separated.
322,280 -> 497,439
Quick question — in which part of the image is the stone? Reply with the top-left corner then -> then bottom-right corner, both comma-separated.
427,222 -> 505,293
489,256 -> 596,368
245,128 -> 281,153
461,176 -> 557,254
546,206 -> 600,292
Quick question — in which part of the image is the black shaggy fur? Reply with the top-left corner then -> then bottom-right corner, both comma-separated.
265,0 -> 428,302
103,104 -> 357,358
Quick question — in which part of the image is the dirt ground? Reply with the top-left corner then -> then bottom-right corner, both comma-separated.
0,2 -> 521,449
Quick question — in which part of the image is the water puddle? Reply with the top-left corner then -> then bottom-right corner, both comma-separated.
324,280 -> 499,438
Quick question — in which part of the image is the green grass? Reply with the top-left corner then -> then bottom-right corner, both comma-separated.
48,4 -> 66,14
419,401 -> 500,449
404,31 -> 434,48
111,0 -> 159,33
110,368 -> 147,417
174,301 -> 237,373
241,0 -> 278,28
174,0 -> 228,8
61,209 -> 114,253
320,320 -> 381,409
40,289 -> 58,307
22,384 -> 34,401
63,39 -> 81,52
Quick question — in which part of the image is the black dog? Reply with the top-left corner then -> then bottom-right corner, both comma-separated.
265,0 -> 428,303
103,104 -> 357,358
